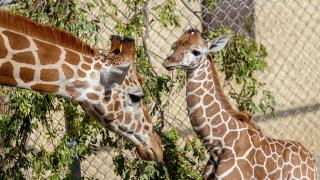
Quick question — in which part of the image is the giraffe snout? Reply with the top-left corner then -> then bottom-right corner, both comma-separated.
163,55 -> 179,71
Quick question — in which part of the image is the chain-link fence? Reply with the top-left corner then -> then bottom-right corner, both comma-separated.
1,0 -> 319,178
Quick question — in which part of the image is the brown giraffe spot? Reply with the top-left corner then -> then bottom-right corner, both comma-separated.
291,153 -> 301,166
0,62 -> 17,86
12,51 -> 35,65
221,111 -> 230,120
300,150 -> 307,161
293,167 -> 301,178
103,96 -> 111,103
77,69 -> 86,78
223,168 -> 242,179
205,103 -> 220,117
250,134 -> 261,148
0,34 -> 8,58
65,85 -> 81,99
261,139 -> 271,155
130,123 -> 136,131
34,39 -> 61,65
2,30 -> 30,50
84,56 -> 93,63
301,163 -> 307,176
124,79 -> 129,86
73,80 -> 88,88
278,157 -> 284,167
227,119 -> 237,130
144,125 -> 149,131
215,158 -> 235,176
107,103 -> 113,111
94,86 -> 102,91
203,81 -> 213,90
190,116 -> 205,127
212,123 -> 227,137
290,145 -> 299,152
224,131 -> 238,146
19,67 -> 34,83
211,114 -> 222,125
114,100 -> 121,111
307,167 -> 314,178
196,125 -> 210,138
275,143 -> 284,155
203,94 -> 214,106
93,104 -> 105,116
256,149 -> 266,165
186,81 -> 201,92
283,149 -> 291,163
136,122 -> 141,132
124,112 -> 131,124
268,171 -> 280,179
199,63 -> 205,69
254,166 -> 267,179
31,83 -> 59,93
234,132 -> 251,156
62,64 -> 74,79
270,143 -> 276,152
87,93 -> 98,100
282,164 -> 293,177
266,157 -> 277,172
116,113 -> 124,122
40,69 -> 59,82
81,64 -> 90,70
195,71 -> 206,80
94,63 -> 102,70
65,49 -> 80,65
189,106 -> 203,119
237,159 -> 253,178
246,149 -> 256,164
194,88 -> 204,96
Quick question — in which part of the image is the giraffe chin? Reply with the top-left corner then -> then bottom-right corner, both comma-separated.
136,144 -> 153,161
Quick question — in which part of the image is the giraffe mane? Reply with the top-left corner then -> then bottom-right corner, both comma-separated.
207,55 -> 262,133
0,10 -> 98,57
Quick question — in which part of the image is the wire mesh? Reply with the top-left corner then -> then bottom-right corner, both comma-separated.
0,0 -> 319,178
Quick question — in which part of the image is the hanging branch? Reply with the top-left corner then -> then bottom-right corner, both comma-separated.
142,0 -> 158,76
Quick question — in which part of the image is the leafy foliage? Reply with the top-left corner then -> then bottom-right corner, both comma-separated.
1,0 -> 109,178
0,0 -> 275,179
208,27 -> 276,114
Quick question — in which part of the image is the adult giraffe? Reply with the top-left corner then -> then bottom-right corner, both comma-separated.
163,26 -> 317,179
0,10 -> 163,162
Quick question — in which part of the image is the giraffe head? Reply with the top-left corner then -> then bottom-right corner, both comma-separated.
163,26 -> 228,71
88,36 -> 163,162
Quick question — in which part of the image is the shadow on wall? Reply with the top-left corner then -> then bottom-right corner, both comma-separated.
201,0 -> 255,38
253,103 -> 320,122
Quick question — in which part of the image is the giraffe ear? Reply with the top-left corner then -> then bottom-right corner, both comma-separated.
207,36 -> 229,54
100,63 -> 131,88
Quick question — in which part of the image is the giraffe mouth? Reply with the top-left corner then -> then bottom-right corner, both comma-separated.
134,133 -> 163,163
163,59 -> 179,71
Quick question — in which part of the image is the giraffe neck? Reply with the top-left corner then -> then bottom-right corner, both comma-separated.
0,27 -> 103,102
186,57 -> 245,149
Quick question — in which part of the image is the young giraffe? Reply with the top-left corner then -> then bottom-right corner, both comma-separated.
163,27 -> 317,179
0,10 -> 163,162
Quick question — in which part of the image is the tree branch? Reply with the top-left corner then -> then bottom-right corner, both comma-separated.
142,0 -> 158,76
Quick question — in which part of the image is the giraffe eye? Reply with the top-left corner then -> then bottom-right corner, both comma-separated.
192,50 -> 201,56
129,94 -> 143,103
